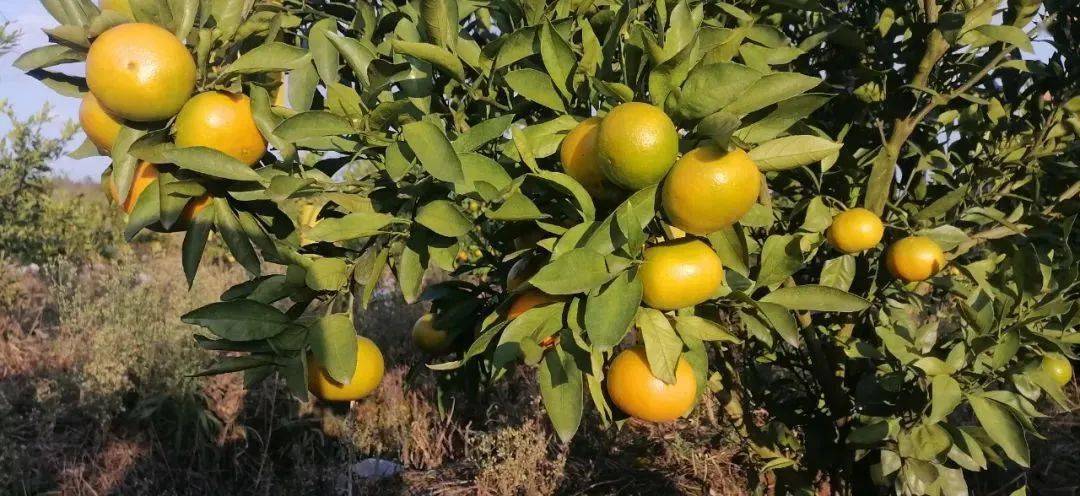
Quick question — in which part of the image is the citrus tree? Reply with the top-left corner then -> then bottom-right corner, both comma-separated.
16,0 -> 1079,493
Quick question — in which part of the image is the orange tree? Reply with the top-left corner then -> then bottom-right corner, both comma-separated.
17,0 -> 1080,493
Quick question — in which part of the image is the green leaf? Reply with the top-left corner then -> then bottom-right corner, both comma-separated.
741,302 -> 799,347
392,40 -> 465,82
416,200 -> 471,237
529,249 -> 623,295
584,270 -> 642,349
914,187 -> 968,222
325,32 -> 376,86
708,225 -> 749,276
539,21 -> 576,98
756,235 -> 803,287
722,72 -> 821,116
675,62 -> 761,119
453,114 -> 515,152
968,394 -> 1031,467
695,111 -> 742,148
819,255 -> 856,291
306,257 -> 350,292
636,308 -> 683,384
749,135 -> 842,171
13,44 -> 83,71
164,147 -> 266,183
676,315 -> 740,342
420,0 -> 459,49
224,42 -> 310,73
539,345 -> 583,443
213,198 -> 261,276
973,25 -> 1033,53
306,212 -> 396,243
309,18 -> 341,84
402,121 -> 464,182
308,314 -> 357,384
274,111 -> 355,142
759,285 -> 870,312
181,300 -> 291,341
930,375 -> 963,423
734,94 -> 830,144
863,149 -> 895,216
504,69 -> 566,112
181,200 -> 214,287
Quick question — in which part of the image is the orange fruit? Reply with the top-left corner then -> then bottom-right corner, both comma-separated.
307,336 -> 385,402
412,313 -> 452,354
86,23 -> 196,122
180,194 -> 213,224
661,146 -> 760,235
606,346 -> 697,422
596,102 -> 679,190
79,93 -> 124,153
174,91 -> 268,166
1041,354 -> 1073,387
885,236 -> 946,282
640,238 -> 723,310
99,0 -> 133,18
506,289 -> 562,320
827,208 -> 884,254
108,161 -> 158,213
560,117 -> 606,195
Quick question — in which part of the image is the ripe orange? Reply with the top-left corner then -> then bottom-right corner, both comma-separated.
827,208 -> 885,254
174,91 -> 268,166
506,289 -> 562,320
560,117 -> 606,195
606,346 -> 696,422
412,313 -> 452,354
80,93 -> 124,153
307,335 -> 385,402
640,238 -> 723,310
661,146 -> 760,235
86,23 -> 196,122
1041,354 -> 1073,387
596,102 -> 679,190
885,236 -> 946,282
180,194 -> 213,224
99,0 -> 133,18
108,161 -> 159,213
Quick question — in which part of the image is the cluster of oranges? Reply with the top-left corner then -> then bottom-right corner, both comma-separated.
81,2 -> 266,222
549,101 -> 952,422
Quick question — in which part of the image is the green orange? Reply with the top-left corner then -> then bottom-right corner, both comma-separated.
1041,354 -> 1073,387
661,146 -> 760,235
596,102 -> 679,190
412,313 -> 452,355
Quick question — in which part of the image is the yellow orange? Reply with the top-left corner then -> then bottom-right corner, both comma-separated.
661,147 -> 760,235
559,117 -> 606,195
307,336 -> 385,402
412,313 -> 452,354
827,208 -> 884,254
885,236 -> 946,282
174,91 -> 268,166
86,23 -> 196,122
107,161 -> 158,213
505,289 -> 562,320
640,239 -> 723,310
79,93 -> 124,153
596,102 -> 679,190
606,346 -> 697,422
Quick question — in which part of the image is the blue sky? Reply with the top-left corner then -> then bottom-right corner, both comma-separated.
0,3 -> 1058,181
1,1 -> 106,180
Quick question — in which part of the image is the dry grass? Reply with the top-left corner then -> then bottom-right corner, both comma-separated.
1,230 -> 1074,495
